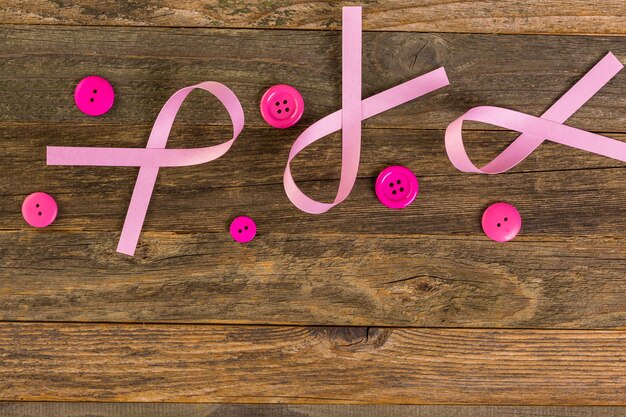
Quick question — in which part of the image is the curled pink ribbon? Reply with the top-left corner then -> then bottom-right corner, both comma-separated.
48,82 -> 245,256
445,52 -> 626,174
283,6 -> 450,214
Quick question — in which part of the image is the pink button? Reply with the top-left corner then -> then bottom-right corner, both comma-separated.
230,216 -> 256,243
482,202 -> 522,242
375,165 -> 419,209
74,75 -> 115,116
22,192 -> 58,228
260,84 -> 304,128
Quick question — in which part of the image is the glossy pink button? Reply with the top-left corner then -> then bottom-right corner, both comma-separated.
230,216 -> 256,243
375,165 -> 419,209
74,75 -> 115,116
22,192 -> 58,228
260,84 -> 304,128
482,202 -> 522,242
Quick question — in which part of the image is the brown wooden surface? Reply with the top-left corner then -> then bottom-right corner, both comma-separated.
3,403 -> 626,417
1,26 -> 625,328
1,1 -> 626,35
1,323 -> 625,404
0,0 -> 625,410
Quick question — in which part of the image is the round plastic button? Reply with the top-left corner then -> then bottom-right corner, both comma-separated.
482,202 -> 522,242
375,166 -> 419,209
230,216 -> 256,243
22,192 -> 58,228
260,84 -> 304,128
74,75 -> 115,116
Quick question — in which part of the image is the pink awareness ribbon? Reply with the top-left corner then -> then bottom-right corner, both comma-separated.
47,82 -> 245,256
445,52 -> 626,174
283,6 -> 450,214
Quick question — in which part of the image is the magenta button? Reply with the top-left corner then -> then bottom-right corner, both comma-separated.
22,192 -> 58,228
260,84 -> 304,128
482,202 -> 522,242
230,216 -> 256,243
375,165 -> 419,209
74,75 -> 115,116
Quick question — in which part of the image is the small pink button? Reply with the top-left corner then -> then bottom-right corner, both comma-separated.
260,84 -> 304,128
375,165 -> 419,209
230,216 -> 256,243
74,75 -> 115,116
22,192 -> 58,228
482,202 -> 522,242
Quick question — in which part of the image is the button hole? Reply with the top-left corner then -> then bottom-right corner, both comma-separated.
90,98 -> 94,102
277,109 -> 282,114
244,226 -> 248,230
285,108 -> 289,112
275,101 -> 280,106
283,100 -> 287,104
389,183 -> 394,187
238,229 -> 242,233
93,89 -> 98,94
399,187 -> 404,192
392,190 -> 397,195
397,180 -> 401,184
38,212 -> 42,216
504,217 -> 508,222
35,204 -> 39,208
497,223 -> 501,227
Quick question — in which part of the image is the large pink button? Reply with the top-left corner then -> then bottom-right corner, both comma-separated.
482,202 -> 522,242
260,84 -> 304,128
22,192 -> 58,228
230,216 -> 256,243
375,166 -> 419,209
74,75 -> 115,116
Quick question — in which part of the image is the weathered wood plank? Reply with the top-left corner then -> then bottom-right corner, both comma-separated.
3,403 -> 626,417
0,323 -> 624,404
1,26 -> 625,130
1,230 -> 624,327
2,125 -> 624,236
1,1 -> 625,35
2,125 -> 625,327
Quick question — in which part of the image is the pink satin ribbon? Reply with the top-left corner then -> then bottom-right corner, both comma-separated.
283,6 -> 450,214
48,82 -> 245,256
445,52 -> 626,174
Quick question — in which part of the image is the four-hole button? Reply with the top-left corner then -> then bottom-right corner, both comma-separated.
375,165 -> 419,209
260,84 -> 304,128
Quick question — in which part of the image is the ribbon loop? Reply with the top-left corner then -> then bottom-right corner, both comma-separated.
48,81 -> 245,256
445,52 -> 625,174
283,6 -> 450,214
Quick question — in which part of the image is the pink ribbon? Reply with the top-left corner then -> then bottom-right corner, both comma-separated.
283,6 -> 450,214
445,52 -> 626,174
48,82 -> 245,256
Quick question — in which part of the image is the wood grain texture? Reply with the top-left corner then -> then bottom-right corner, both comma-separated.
1,26 -> 625,130
1,14 -> 626,409
1,26 -> 625,328
1,1 -> 626,35
2,230 -> 624,327
4,403 -> 626,417
0,323 -> 625,404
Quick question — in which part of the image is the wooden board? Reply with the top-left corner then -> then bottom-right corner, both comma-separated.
1,3 -> 626,410
0,26 -> 624,327
0,323 -> 625,404
1,1 -> 625,35
4,403 -> 626,417
1,26 -> 625,131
